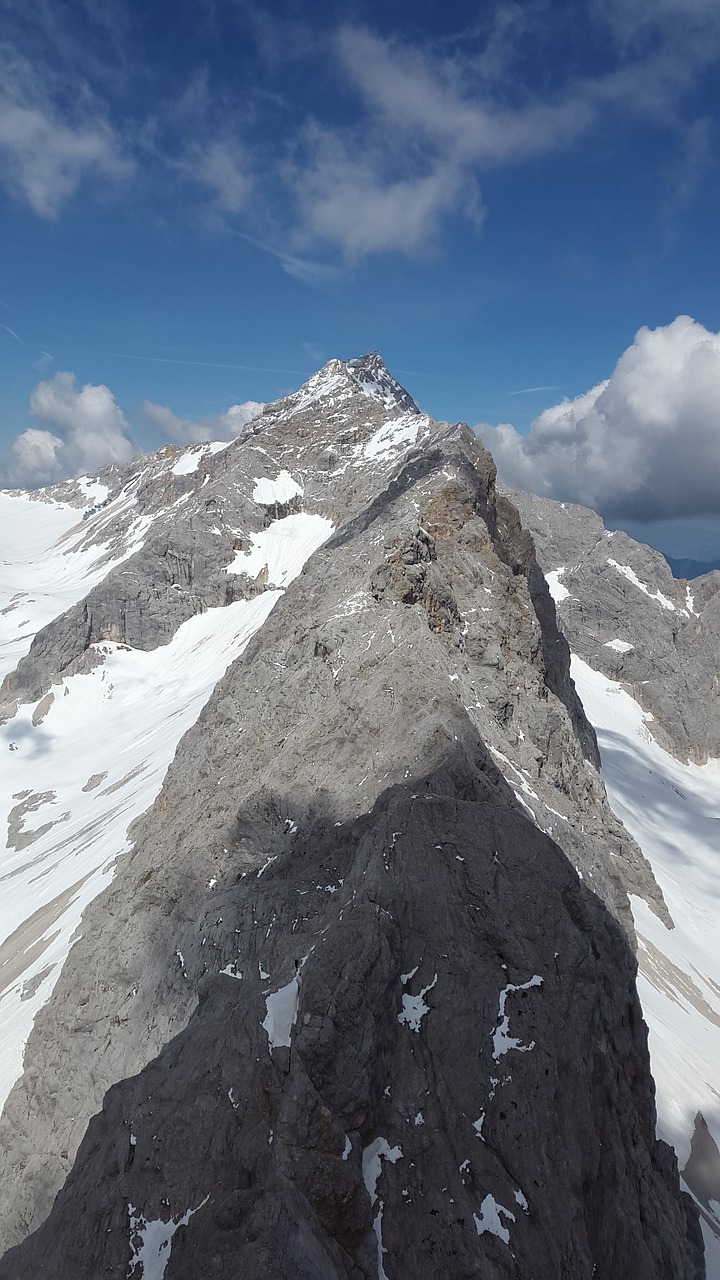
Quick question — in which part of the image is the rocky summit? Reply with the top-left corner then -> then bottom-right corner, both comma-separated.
0,356 -> 707,1278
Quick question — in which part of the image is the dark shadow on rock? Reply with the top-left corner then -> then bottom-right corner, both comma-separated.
0,744 -> 704,1280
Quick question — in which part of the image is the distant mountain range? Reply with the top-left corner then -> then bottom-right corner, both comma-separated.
0,355 -> 716,1279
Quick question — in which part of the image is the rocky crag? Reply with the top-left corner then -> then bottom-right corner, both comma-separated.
0,358 -> 703,1277
505,484 -> 720,1273
504,487 -> 720,765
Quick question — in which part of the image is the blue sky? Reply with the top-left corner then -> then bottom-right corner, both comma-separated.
2,0 -> 720,557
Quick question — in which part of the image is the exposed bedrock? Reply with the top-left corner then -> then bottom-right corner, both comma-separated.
0,359 -> 692,1275
505,486 -> 720,764
0,755 -> 703,1279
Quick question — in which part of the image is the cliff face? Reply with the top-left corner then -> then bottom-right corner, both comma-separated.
504,486 -> 720,765
505,483 -> 720,1273
0,358 -> 703,1277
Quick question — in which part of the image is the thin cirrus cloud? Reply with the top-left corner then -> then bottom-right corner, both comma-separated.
1,371 -> 136,487
478,316 -> 720,523
181,139 -> 253,217
0,48 -> 132,219
1,5 -> 719,259
284,16 -> 718,263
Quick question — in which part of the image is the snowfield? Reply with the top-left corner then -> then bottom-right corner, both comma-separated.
572,656 -> 720,1274
0,592 -> 282,1107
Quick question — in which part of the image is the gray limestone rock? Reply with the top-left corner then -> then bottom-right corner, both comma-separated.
0,762 -> 703,1279
0,357 -> 701,1277
503,486 -> 720,764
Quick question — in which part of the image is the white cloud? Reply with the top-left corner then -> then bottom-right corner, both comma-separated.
142,399 -> 265,445
288,27 -> 595,260
0,48 -> 131,218
183,139 -> 252,215
289,17 -> 717,262
6,428 -> 65,488
479,316 -> 720,521
1,372 -> 136,488
335,26 -> 592,164
295,130 -> 480,258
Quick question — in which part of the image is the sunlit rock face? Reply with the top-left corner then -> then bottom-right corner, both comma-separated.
0,358 -> 704,1278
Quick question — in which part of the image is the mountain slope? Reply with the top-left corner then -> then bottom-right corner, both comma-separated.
0,358 -> 703,1277
506,485 -> 720,1274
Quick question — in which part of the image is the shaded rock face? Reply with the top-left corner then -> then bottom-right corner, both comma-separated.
503,487 -> 720,764
684,1114 -> 720,1250
0,760 -> 703,1280
0,357 -> 702,1276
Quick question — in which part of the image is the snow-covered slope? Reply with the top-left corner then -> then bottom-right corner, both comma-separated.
511,483 -> 720,1279
571,657 -> 720,1275
0,591 -> 286,1107
0,488 -> 117,684
0,491 -> 336,1107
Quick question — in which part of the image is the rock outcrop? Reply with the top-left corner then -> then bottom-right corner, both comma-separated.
503,486 -> 720,764
0,358 -> 703,1277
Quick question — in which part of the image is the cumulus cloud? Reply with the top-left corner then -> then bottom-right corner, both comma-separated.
0,48 -> 131,217
6,428 -> 65,489
142,399 -> 265,445
1,372 -> 136,488
479,316 -> 720,522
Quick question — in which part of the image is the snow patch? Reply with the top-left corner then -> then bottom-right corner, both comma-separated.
473,1194 -> 515,1245
261,960 -> 307,1050
171,441 -> 226,476
127,1196 -> 209,1279
358,414 -> 422,462
362,1137 -> 403,1280
514,1188 -> 529,1212
226,512 -> 333,588
492,976 -> 543,1060
604,638 -> 634,653
546,568 -> 570,602
398,972 -> 437,1032
362,1138 -> 403,1204
76,476 -> 109,504
252,471 -> 303,506
607,559 -> 676,611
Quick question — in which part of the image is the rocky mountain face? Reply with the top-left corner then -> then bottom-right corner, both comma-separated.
505,484 -> 720,1272
504,487 -> 720,765
0,357 -> 705,1277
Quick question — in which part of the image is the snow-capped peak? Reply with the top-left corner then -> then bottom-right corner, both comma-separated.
346,353 -> 419,413
264,354 -> 418,421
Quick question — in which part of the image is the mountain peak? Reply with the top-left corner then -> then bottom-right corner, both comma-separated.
345,352 -> 419,413
264,353 -> 419,423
